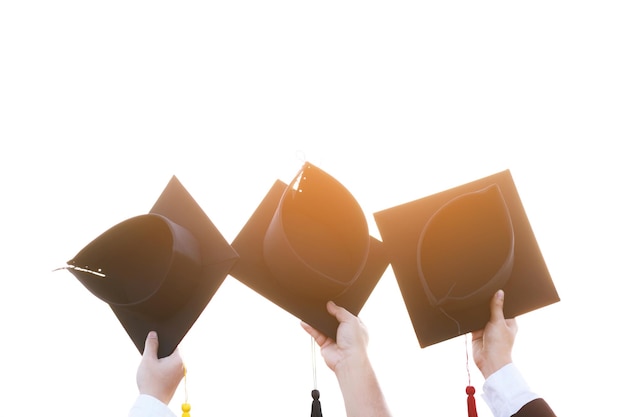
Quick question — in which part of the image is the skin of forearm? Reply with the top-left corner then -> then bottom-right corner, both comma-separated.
334,355 -> 393,417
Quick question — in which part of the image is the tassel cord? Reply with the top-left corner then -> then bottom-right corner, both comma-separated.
465,334 -> 478,417
181,365 -> 191,417
310,336 -> 323,417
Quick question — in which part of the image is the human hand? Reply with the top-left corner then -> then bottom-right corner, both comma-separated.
302,302 -> 391,417
472,290 -> 518,379
300,301 -> 369,372
136,331 -> 185,405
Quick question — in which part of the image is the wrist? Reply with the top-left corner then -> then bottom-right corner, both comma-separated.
333,350 -> 370,378
480,358 -> 512,380
139,387 -> 174,405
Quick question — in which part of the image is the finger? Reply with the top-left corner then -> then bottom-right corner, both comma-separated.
300,320 -> 319,337
143,330 -> 159,359
489,289 -> 506,323
326,300 -> 354,323
326,300 -> 339,317
471,329 -> 484,341
505,317 -> 518,334
301,321 -> 329,347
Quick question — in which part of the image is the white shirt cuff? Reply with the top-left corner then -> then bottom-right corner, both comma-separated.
128,394 -> 177,417
481,363 -> 539,417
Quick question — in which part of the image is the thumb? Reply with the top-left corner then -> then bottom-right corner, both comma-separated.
143,331 -> 159,359
489,290 -> 506,323
326,300 -> 351,323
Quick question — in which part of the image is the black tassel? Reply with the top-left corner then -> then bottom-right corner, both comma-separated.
311,389 -> 323,417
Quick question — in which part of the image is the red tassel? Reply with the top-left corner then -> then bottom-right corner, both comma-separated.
466,386 -> 478,417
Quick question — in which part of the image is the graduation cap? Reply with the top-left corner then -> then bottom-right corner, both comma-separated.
229,162 -> 389,340
374,169 -> 560,348
62,176 -> 239,358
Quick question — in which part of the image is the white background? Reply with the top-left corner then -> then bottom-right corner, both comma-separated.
1,1 -> 624,416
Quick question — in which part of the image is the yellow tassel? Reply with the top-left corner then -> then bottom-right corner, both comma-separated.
181,402 -> 191,417
182,366 -> 191,417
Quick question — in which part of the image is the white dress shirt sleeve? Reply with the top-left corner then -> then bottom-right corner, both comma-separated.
482,363 -> 539,417
128,394 -> 177,417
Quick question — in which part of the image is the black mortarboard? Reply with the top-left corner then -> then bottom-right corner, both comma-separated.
229,162 -> 389,339
64,176 -> 238,357
374,169 -> 560,348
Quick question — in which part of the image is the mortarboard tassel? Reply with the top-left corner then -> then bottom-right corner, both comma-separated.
466,386 -> 478,417
310,336 -> 323,417
181,365 -> 191,417
181,402 -> 191,417
311,389 -> 323,417
465,334 -> 478,417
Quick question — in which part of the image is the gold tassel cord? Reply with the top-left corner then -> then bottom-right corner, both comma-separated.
181,365 -> 191,417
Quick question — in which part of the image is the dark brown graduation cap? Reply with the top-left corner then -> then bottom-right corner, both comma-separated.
373,169 -> 560,348
64,176 -> 238,358
229,162 -> 389,339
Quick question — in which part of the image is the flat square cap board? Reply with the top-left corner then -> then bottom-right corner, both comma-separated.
65,176 -> 239,358
229,162 -> 389,340
373,169 -> 560,348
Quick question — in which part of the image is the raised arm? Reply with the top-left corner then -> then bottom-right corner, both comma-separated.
128,331 -> 185,417
472,290 -> 556,417
301,301 -> 393,417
